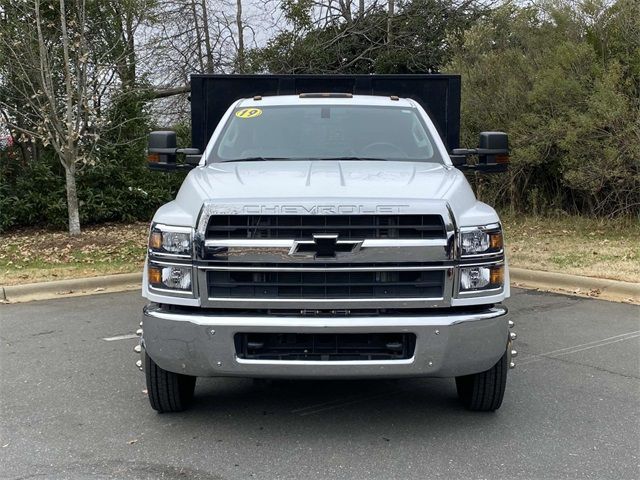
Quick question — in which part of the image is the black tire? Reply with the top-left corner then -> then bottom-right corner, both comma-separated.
455,349 -> 508,412
144,352 -> 196,413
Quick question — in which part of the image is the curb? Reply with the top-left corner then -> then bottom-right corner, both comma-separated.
510,268 -> 640,304
1,269 -> 638,305
1,273 -> 142,304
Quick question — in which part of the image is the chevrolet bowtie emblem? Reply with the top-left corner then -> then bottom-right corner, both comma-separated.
289,234 -> 363,259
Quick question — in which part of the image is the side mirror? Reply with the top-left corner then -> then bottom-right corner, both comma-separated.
477,132 -> 509,171
147,131 -> 201,171
148,131 -> 177,170
451,132 -> 509,173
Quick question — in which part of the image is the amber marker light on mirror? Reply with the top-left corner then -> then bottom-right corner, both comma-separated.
495,154 -> 510,164
148,152 -> 160,163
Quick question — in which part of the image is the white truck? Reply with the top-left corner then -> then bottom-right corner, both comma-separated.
136,74 -> 516,413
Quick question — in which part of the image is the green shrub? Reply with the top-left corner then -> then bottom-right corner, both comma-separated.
448,2 -> 640,216
0,146 -> 184,232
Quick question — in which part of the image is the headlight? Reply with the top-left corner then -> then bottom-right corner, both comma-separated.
148,264 -> 192,291
148,224 -> 192,257
460,225 -> 503,257
460,265 -> 504,292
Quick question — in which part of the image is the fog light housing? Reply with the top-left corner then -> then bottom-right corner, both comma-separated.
460,265 -> 504,292
148,264 -> 192,291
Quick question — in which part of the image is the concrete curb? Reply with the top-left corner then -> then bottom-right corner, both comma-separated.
1,268 -> 638,305
1,273 -> 142,304
510,267 -> 640,304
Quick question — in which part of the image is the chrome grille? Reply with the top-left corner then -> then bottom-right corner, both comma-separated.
206,214 -> 446,240
208,269 -> 444,299
196,207 -> 455,309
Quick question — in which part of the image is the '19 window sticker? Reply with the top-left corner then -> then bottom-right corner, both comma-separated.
235,108 -> 262,119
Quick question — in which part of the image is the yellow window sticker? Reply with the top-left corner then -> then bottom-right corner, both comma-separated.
235,108 -> 262,119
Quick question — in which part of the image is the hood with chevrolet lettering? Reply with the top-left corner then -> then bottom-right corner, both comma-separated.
153,160 -> 500,227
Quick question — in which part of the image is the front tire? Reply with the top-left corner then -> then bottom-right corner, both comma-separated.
144,352 -> 196,413
455,349 -> 508,412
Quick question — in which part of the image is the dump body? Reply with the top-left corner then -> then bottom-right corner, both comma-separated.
190,74 -> 461,152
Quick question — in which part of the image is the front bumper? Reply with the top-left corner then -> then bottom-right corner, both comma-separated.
141,304 -> 509,379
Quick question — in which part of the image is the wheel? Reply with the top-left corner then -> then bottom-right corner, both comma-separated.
144,352 -> 196,413
455,349 -> 508,412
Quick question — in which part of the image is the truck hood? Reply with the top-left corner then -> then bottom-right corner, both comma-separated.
193,160 -> 457,198
157,160 -> 498,227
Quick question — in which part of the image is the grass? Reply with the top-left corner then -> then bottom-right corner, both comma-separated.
502,214 -> 640,282
0,216 -> 638,285
0,223 -> 148,285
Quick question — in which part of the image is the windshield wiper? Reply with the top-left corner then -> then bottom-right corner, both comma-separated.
308,157 -> 391,161
222,156 -> 400,163
222,157 -> 295,163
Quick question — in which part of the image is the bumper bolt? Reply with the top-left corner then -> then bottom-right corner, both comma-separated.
508,320 -> 514,328
210,329 -> 216,335
434,329 -> 440,335
217,361 -> 222,367
510,332 -> 517,341
136,328 -> 143,336
511,349 -> 518,357
133,344 -> 141,354
139,321 -> 143,327
136,359 -> 143,371
509,361 -> 516,369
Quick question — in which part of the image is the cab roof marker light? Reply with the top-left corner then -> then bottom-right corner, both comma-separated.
298,93 -> 353,99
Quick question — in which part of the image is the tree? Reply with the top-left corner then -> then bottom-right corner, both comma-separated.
448,1 -> 640,216
0,0 -> 104,235
0,0 -> 158,234
248,0 -> 488,74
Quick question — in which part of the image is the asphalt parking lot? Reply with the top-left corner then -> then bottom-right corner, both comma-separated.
1,288 -> 638,480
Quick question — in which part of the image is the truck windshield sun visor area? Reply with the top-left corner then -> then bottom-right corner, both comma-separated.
212,106 -> 443,163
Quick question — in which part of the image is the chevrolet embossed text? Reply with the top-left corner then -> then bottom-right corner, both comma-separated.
226,204 -> 410,215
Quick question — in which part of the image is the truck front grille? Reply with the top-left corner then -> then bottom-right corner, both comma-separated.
198,209 -> 453,309
235,332 -> 416,361
208,269 -> 444,299
206,214 -> 446,240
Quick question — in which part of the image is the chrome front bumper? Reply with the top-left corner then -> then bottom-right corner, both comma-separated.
141,305 -> 508,379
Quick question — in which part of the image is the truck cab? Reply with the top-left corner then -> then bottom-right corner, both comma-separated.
137,75 -> 516,413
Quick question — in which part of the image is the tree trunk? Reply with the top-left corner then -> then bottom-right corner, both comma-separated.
339,0 -> 352,23
359,0 -> 364,17
190,0 -> 205,72
125,11 -> 136,89
387,0 -> 394,45
64,162 -> 81,236
236,0 -> 244,73
201,0 -> 214,73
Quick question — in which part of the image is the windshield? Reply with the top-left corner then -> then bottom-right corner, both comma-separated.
211,105 -> 443,163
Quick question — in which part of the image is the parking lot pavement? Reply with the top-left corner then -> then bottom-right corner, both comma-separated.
1,289 -> 638,480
